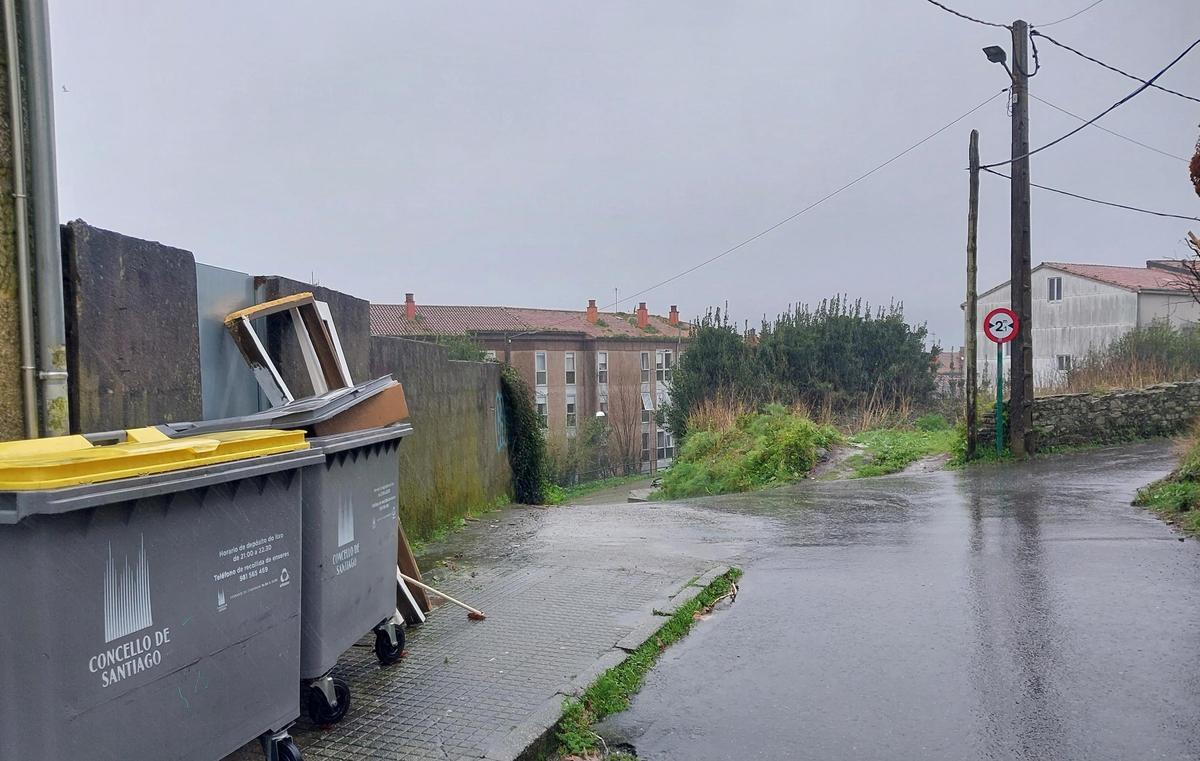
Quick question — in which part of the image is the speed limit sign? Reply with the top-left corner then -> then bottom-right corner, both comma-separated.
983,307 -> 1019,344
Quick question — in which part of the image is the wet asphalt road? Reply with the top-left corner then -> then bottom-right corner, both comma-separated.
600,442 -> 1200,761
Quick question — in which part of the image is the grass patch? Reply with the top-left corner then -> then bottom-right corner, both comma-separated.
1133,429 -> 1200,536
553,569 -> 743,756
849,426 -> 959,477
544,473 -> 651,506
657,403 -> 840,499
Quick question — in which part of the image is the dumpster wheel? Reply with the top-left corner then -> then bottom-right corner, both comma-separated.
260,730 -> 304,761
307,677 -> 351,725
374,623 -> 406,665
277,736 -> 303,761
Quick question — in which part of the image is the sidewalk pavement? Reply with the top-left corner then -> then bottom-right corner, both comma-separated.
224,499 -> 766,761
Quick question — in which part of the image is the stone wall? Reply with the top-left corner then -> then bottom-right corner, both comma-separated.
980,381 -> 1200,450
371,336 -> 513,537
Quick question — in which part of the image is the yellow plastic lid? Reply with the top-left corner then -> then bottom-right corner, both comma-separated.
0,428 -> 309,490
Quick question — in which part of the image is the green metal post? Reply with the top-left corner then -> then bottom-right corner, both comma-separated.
995,343 -> 1004,455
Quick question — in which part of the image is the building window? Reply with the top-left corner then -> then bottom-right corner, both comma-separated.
641,352 -> 650,383
641,432 -> 651,462
566,389 -> 577,430
598,388 -> 609,416
1048,276 -> 1063,302
641,391 -> 654,424
564,352 -> 576,385
597,351 -> 608,384
656,350 -> 673,382
1057,355 -> 1072,372
535,351 -> 547,386
657,429 -> 675,460
537,401 -> 548,429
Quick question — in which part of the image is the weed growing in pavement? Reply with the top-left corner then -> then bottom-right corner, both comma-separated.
553,569 -> 743,757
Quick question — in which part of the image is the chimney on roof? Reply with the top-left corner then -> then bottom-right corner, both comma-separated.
586,299 -> 598,324
636,302 -> 649,329
405,292 -> 416,320
668,305 -> 679,326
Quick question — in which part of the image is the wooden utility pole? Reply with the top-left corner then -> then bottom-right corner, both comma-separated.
965,130 -> 979,460
1009,19 -> 1034,457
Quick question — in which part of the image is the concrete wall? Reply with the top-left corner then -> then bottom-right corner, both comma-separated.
371,336 -> 512,537
1138,291 -> 1200,328
62,221 -> 203,432
46,223 -> 514,539
980,381 -> 1200,450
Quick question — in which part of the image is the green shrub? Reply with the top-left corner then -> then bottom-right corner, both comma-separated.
915,413 -> 950,431
658,404 -> 840,498
500,365 -> 548,504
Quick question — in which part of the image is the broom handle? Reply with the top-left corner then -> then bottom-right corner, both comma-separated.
398,570 -> 485,617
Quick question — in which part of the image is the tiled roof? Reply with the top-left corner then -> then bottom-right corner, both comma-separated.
370,303 -> 688,340
1043,262 -> 1191,293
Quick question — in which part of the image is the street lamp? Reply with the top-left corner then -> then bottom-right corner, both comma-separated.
982,45 -> 1012,78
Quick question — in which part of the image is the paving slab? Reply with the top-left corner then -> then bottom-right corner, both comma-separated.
223,500 -> 766,761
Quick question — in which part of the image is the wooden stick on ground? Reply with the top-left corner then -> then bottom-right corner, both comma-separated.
397,570 -> 487,621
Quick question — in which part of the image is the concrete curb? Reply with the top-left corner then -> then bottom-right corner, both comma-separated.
486,565 -> 728,761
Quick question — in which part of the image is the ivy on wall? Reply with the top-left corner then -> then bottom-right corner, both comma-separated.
500,365 -> 548,504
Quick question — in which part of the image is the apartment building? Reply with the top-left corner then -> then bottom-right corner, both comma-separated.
370,295 -> 689,471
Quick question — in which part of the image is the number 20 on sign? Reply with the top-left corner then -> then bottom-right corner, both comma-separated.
983,308 -> 1019,454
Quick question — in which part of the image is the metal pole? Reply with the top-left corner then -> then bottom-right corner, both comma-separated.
966,130 -> 979,460
1009,19 -> 1033,457
995,343 -> 1004,455
20,0 -> 68,436
3,0 -> 37,438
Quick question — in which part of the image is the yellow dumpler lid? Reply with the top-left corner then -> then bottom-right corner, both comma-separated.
0,427 -> 309,490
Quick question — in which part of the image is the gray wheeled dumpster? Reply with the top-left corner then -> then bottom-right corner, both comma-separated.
0,429 -> 321,761
299,423 -> 413,723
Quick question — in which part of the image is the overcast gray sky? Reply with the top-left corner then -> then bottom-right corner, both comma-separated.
48,1 -> 1199,345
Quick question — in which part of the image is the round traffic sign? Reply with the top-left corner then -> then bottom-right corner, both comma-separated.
983,307 -> 1019,344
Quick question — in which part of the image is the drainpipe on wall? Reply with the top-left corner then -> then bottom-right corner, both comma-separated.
21,0 -> 68,436
3,0 -> 37,438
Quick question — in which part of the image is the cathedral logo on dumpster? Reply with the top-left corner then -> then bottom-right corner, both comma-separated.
92,534 -> 173,688
104,534 -> 154,643
337,497 -> 355,547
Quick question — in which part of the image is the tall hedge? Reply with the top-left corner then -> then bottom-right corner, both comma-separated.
500,365 -> 548,504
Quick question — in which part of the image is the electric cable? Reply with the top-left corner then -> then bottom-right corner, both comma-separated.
1031,30 -> 1200,104
980,35 -> 1200,168
1033,0 -> 1107,29
981,167 -> 1200,221
1030,93 -> 1190,162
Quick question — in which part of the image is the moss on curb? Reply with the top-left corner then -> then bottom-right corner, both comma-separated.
550,568 -> 743,757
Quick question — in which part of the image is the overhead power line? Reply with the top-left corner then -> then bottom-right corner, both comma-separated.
981,167 -> 1200,221
612,89 -> 1010,309
922,0 -> 1008,29
980,35 -> 1200,168
1033,0 -> 1107,29
516,89 -> 1010,336
1031,30 -> 1200,104
1029,93 -> 1190,162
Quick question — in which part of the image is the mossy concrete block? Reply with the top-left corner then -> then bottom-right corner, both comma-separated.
61,221 -> 201,432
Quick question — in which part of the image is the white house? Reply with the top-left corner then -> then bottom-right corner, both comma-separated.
969,260 -> 1200,388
